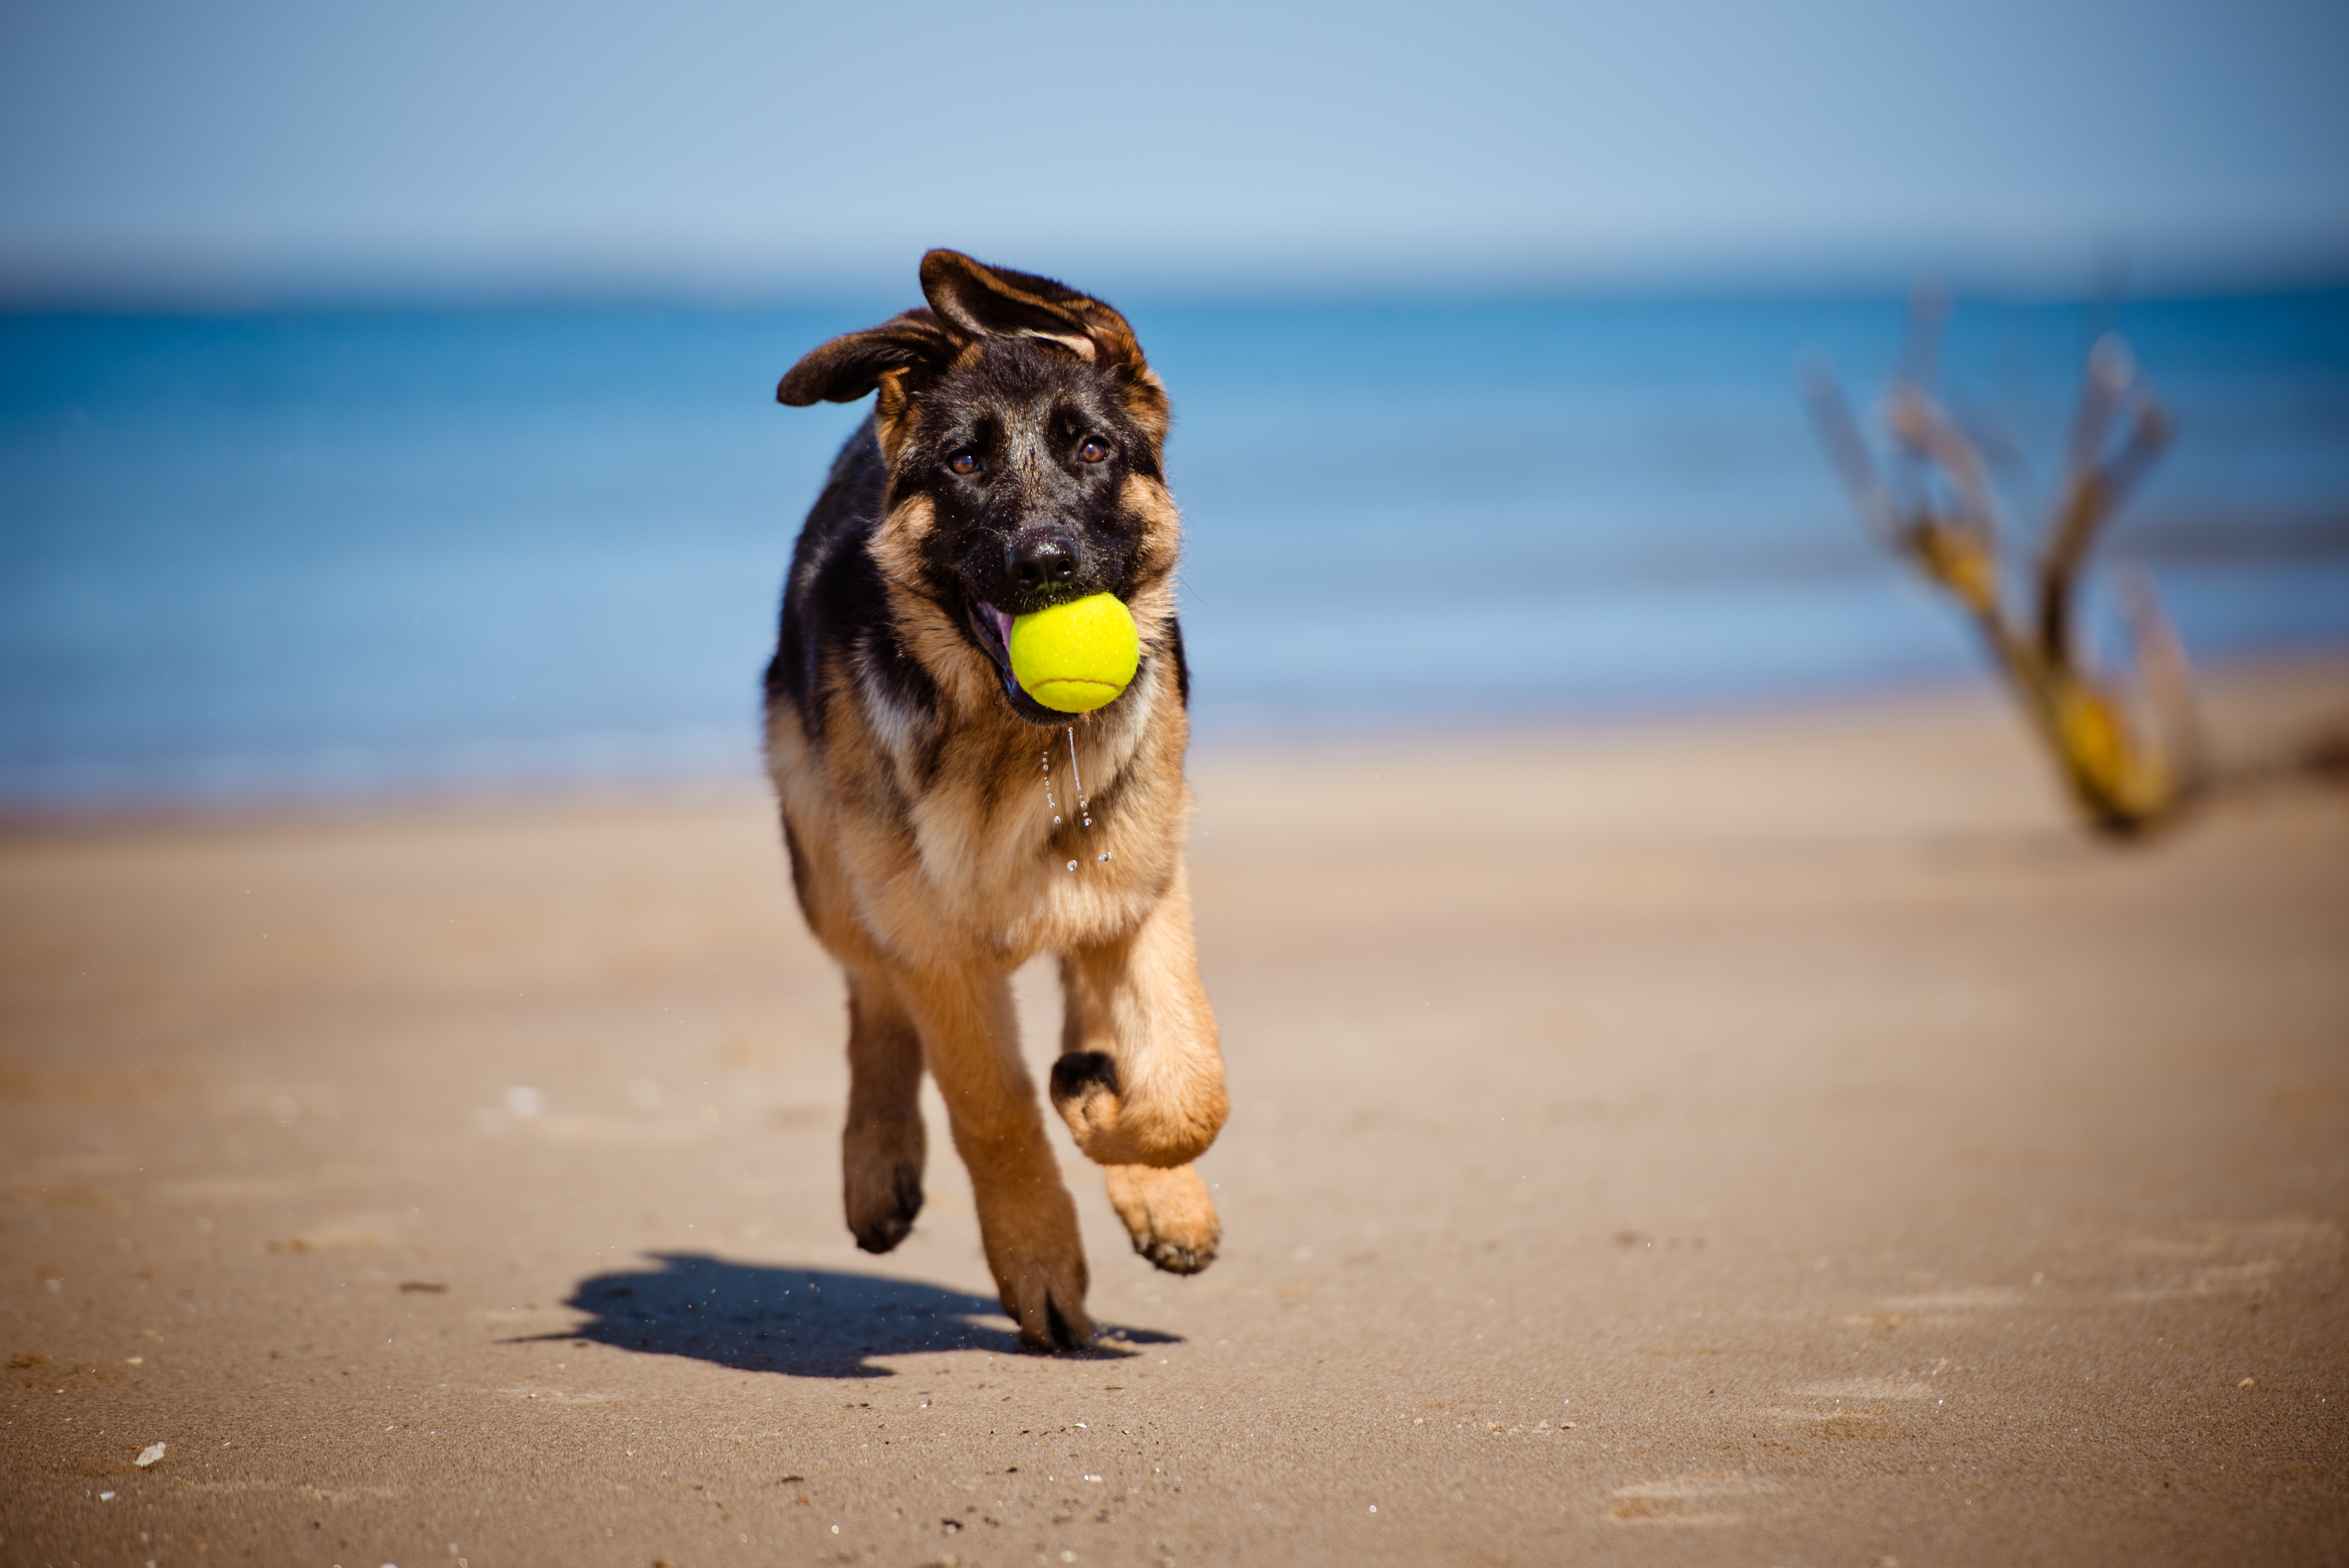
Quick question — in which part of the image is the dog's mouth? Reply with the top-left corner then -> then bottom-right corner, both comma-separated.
963,595 -> 1067,725
966,597 -> 1017,675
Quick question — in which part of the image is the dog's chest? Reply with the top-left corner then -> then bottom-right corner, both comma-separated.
889,759 -> 1139,957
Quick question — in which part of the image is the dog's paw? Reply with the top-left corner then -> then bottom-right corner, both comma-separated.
843,1117 -> 924,1255
991,1234 -> 1095,1352
1104,1163 -> 1219,1275
1049,1051 -> 1222,1169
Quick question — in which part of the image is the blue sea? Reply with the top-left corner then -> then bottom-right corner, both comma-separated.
4,290 -> 2346,809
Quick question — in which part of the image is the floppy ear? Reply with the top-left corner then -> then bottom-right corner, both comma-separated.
919,249 -> 1169,440
919,250 -> 1100,356
775,309 -> 955,406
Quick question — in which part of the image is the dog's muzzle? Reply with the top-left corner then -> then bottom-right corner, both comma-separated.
964,595 -> 1070,726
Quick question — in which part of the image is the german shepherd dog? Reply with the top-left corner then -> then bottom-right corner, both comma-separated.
766,251 -> 1228,1350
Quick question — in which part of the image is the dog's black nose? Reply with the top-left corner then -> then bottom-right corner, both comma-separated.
1009,530 -> 1080,592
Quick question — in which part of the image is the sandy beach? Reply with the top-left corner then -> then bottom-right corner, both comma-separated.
4,661 -> 2346,1567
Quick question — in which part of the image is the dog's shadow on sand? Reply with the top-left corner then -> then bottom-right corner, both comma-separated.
525,1253 -> 1177,1379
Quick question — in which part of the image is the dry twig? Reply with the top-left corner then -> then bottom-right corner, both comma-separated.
1801,296 -> 2197,834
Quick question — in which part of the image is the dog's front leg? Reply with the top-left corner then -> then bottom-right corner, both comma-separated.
1050,862 -> 1230,1171
898,963 -> 1093,1351
841,968 -> 926,1253
1100,1161 -> 1220,1275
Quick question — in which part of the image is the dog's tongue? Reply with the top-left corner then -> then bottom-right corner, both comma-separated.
978,602 -> 1021,689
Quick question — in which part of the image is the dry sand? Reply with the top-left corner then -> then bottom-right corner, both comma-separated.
4,663 -> 2347,1567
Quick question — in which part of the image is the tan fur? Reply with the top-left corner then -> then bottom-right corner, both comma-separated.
1054,863 -> 1225,1167
873,369 -> 917,464
1103,1162 -> 1220,1274
840,970 -> 925,1252
767,457 -> 1225,1349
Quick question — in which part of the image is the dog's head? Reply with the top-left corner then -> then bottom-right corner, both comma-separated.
778,251 -> 1180,726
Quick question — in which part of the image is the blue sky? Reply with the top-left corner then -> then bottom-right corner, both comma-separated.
3,0 -> 2345,300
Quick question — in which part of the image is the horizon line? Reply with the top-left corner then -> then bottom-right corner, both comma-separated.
8,254 -> 2349,316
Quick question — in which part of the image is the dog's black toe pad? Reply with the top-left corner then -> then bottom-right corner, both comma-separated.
1050,1051 -> 1119,1102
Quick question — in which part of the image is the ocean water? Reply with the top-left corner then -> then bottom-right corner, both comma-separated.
3,290 -> 2345,808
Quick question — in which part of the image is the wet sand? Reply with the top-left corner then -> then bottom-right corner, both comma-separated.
4,662 -> 2347,1566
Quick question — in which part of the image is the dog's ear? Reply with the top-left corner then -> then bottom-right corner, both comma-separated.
776,309 -> 955,406
919,250 -> 1099,355
919,250 -> 1169,443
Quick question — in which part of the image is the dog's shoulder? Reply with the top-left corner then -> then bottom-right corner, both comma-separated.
766,416 -> 938,745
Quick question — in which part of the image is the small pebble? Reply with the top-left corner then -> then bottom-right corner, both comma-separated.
135,1443 -> 166,1467
2238,1377 -> 2256,1388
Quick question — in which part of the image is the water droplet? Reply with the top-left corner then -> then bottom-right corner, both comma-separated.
1066,861 -> 1078,872
1097,852 -> 1112,862
1053,816 -> 1062,825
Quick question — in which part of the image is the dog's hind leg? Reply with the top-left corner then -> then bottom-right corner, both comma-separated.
899,964 -> 1093,1351
1050,862 -> 1229,1172
842,969 -> 927,1254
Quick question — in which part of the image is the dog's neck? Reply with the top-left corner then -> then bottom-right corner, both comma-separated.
867,605 -> 1160,797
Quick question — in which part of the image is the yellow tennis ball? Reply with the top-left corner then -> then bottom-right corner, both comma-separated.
1009,593 -> 1140,713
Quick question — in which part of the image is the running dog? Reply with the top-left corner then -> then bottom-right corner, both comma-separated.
767,250 -> 1227,1350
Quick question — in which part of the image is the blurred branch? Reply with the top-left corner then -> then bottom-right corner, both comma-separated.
1801,295 -> 2194,835
2116,563 -> 2209,790
2042,335 -> 2171,664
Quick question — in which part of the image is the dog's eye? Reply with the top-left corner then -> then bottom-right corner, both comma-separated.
1076,437 -> 1110,464
947,452 -> 981,477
